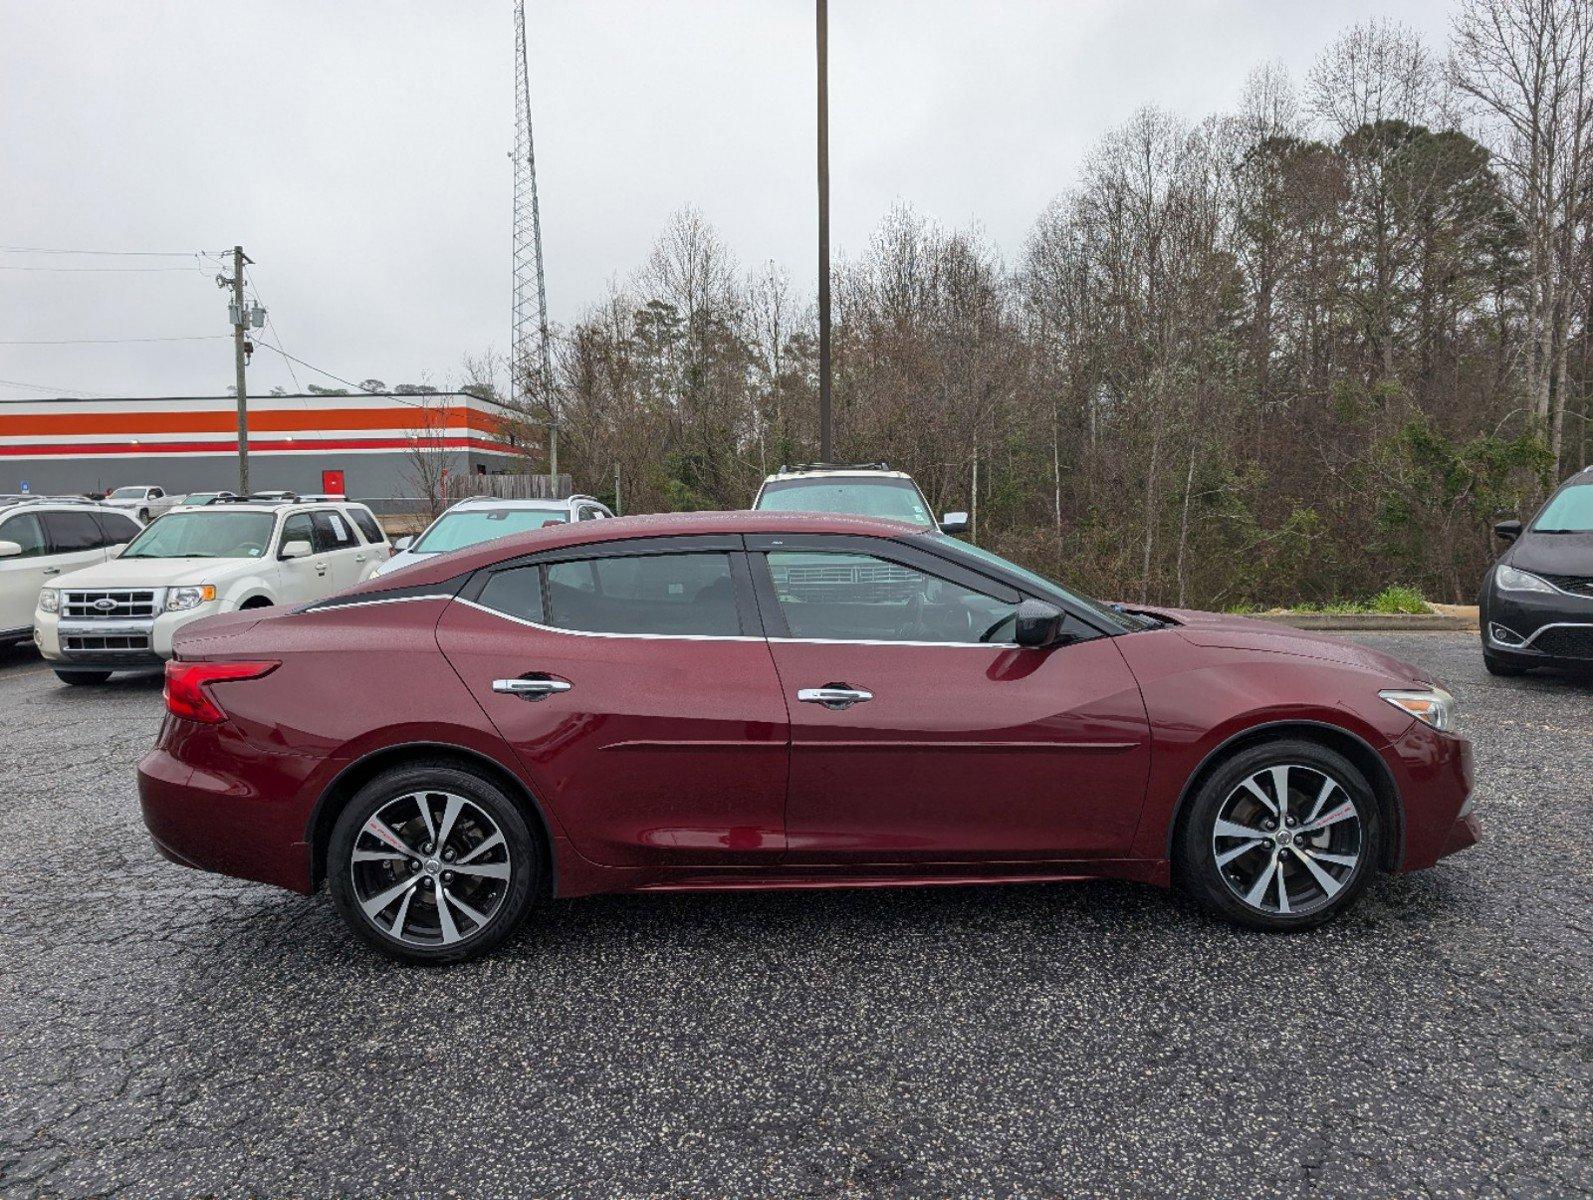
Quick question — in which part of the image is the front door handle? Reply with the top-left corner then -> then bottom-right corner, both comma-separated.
797,685 -> 873,710
493,677 -> 573,701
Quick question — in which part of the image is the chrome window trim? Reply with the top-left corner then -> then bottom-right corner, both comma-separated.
316,593 -> 454,613
453,596 -> 1018,648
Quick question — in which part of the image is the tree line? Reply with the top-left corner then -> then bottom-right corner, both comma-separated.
505,1 -> 1593,608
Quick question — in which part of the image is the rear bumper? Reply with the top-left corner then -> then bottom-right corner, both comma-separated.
137,729 -> 319,894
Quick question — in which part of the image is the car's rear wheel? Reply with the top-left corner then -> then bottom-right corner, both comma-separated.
54,669 -> 112,685
328,763 -> 540,965
1176,739 -> 1379,931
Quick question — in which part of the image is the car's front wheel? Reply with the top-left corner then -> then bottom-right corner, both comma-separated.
1176,739 -> 1379,931
54,669 -> 113,686
328,762 -> 541,965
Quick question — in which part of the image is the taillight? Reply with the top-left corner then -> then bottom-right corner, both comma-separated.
163,660 -> 279,724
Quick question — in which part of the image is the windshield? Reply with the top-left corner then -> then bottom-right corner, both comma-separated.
757,477 -> 932,526
410,508 -> 567,554
122,511 -> 276,559
920,534 -> 1141,632
108,487 -> 146,499
1532,482 -> 1593,533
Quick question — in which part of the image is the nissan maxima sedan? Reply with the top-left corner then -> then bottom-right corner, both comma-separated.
138,511 -> 1478,964
1480,465 -> 1593,675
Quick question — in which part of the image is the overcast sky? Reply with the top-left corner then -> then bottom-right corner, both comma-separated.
1,0 -> 1456,400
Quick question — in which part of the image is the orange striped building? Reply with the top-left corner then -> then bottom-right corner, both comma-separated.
0,392 -> 529,501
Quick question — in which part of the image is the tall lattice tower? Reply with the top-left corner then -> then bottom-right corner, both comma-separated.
511,0 -> 552,429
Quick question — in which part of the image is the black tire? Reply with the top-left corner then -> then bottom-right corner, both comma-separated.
138,508 -> 149,522
1175,738 -> 1380,932
54,669 -> 112,685
328,761 -> 540,965
1483,651 -> 1527,677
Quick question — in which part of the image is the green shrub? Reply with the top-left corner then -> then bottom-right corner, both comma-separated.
1369,586 -> 1428,614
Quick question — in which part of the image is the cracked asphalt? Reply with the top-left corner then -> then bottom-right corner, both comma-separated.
0,632 -> 1588,1198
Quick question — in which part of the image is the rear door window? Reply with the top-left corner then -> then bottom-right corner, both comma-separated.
543,553 -> 740,636
310,510 -> 359,553
41,510 -> 105,552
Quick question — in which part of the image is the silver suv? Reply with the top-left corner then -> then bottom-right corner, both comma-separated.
752,463 -> 967,533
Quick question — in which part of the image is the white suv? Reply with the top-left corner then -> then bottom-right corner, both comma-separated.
752,463 -> 967,533
34,498 -> 391,684
376,494 -> 612,577
0,499 -> 145,649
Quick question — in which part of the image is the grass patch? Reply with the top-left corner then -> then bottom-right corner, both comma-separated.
1241,587 -> 1432,616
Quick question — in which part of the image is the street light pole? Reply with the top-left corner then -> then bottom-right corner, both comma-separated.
816,0 -> 832,462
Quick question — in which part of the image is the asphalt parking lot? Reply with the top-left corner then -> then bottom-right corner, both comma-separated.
0,632 -> 1588,1199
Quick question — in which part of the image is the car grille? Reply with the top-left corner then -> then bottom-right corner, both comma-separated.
62,633 -> 151,654
1542,574 -> 1593,598
1533,625 -> 1593,659
61,589 -> 161,620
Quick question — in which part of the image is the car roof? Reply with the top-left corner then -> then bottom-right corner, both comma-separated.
446,495 -> 601,510
761,468 -> 913,483
345,509 -> 921,595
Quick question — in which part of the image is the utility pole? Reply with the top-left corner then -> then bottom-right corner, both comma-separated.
816,0 -> 832,461
227,246 -> 254,494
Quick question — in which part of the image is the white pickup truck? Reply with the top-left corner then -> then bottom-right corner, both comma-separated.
34,498 -> 391,684
100,485 -> 183,523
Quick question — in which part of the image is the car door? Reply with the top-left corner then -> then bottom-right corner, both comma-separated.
0,511 -> 50,634
309,509 -> 365,591
436,537 -> 790,868
273,512 -> 328,604
749,534 -> 1152,864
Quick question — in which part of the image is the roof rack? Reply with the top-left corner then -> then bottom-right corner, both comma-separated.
0,494 -> 102,508
215,492 -> 300,504
776,461 -> 892,474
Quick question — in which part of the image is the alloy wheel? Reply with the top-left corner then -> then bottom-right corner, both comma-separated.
1210,763 -> 1363,917
349,790 -> 513,947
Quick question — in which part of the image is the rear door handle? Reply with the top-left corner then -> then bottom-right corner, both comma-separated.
493,677 -> 573,701
797,685 -> 873,710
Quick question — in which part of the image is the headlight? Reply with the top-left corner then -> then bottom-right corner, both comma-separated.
165,585 -> 217,612
1495,564 -> 1555,594
38,588 -> 59,614
1380,687 -> 1457,732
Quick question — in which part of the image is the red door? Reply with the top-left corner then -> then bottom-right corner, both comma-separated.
321,469 -> 346,496
755,541 -> 1152,864
435,546 -> 789,869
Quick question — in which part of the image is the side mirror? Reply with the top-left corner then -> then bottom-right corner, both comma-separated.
392,536 -> 414,551
939,511 -> 969,535
1493,519 -> 1523,544
1014,598 -> 1064,648
0,540 -> 21,559
279,538 -> 313,560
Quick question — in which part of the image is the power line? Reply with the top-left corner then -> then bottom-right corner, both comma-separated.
243,265 -> 302,392
0,335 -> 228,345
0,376 -> 104,398
249,339 -> 379,395
0,264 -> 207,273
0,245 -> 222,257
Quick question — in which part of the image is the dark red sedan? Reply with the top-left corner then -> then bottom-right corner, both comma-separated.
138,511 -> 1479,964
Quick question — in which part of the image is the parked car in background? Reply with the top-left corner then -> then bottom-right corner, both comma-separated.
101,485 -> 180,523
34,498 -> 390,684
375,494 -> 611,577
181,491 -> 237,507
1480,464 -> 1593,675
0,498 -> 143,649
138,510 -> 1476,965
753,462 -> 967,533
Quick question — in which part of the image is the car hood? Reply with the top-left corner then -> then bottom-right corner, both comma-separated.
1505,531 -> 1593,576
1127,605 -> 1434,685
373,549 -> 434,576
53,556 -> 259,588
